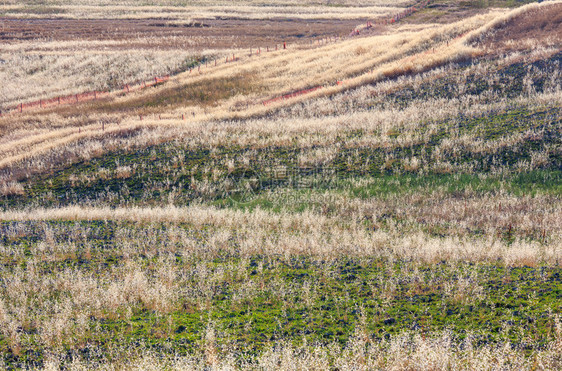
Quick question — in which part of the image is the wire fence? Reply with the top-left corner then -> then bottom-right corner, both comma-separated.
0,0 -> 432,118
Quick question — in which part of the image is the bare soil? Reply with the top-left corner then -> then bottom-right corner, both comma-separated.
0,17 -> 364,50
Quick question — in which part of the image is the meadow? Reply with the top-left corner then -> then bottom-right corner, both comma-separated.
0,0 -> 561,369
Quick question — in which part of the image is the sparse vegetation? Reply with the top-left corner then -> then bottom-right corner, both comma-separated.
0,0 -> 561,369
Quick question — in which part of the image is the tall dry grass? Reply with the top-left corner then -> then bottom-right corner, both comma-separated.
0,49 -> 197,110
0,213 -> 559,368
3,0 -> 557,169
1,76 -> 558,182
27,328 -> 562,370
0,6 -> 524,171
1,204 -> 560,265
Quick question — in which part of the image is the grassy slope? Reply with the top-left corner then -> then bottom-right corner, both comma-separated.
0,5 -> 561,370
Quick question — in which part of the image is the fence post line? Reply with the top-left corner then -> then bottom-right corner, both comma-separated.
20,103 -> 22,112
75,94 -> 78,103
284,42 -> 286,49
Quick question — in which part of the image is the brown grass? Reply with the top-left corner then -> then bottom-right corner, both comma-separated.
481,2 -> 562,52
0,18 -> 363,50
0,181 -> 24,196
0,1 -> 558,174
89,72 -> 262,115
0,203 -> 560,265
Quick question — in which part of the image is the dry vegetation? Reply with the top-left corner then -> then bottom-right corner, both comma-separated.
0,0 -> 561,369
1,200 -> 561,264
1,0 -> 410,21
0,7 -> 504,168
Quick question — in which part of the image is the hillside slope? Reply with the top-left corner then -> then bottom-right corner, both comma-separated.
0,1 -> 561,369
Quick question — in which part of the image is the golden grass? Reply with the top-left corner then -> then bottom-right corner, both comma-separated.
0,49 -> 196,109
1,1 -> 560,173
1,201 -> 560,265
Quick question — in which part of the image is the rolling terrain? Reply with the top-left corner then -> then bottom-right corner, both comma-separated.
0,0 -> 561,369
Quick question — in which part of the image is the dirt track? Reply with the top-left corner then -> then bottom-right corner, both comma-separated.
0,18 -> 366,49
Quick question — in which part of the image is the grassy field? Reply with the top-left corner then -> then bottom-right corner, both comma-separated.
0,1 -> 561,369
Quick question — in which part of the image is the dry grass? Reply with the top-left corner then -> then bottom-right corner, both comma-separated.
1,203 -> 560,266
1,77 -> 559,181
0,49 -> 196,110
1,1 -> 410,21
0,181 -> 24,197
0,7 -> 512,170
0,2 -> 561,369
27,329 -> 562,370
4,1 -> 556,166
